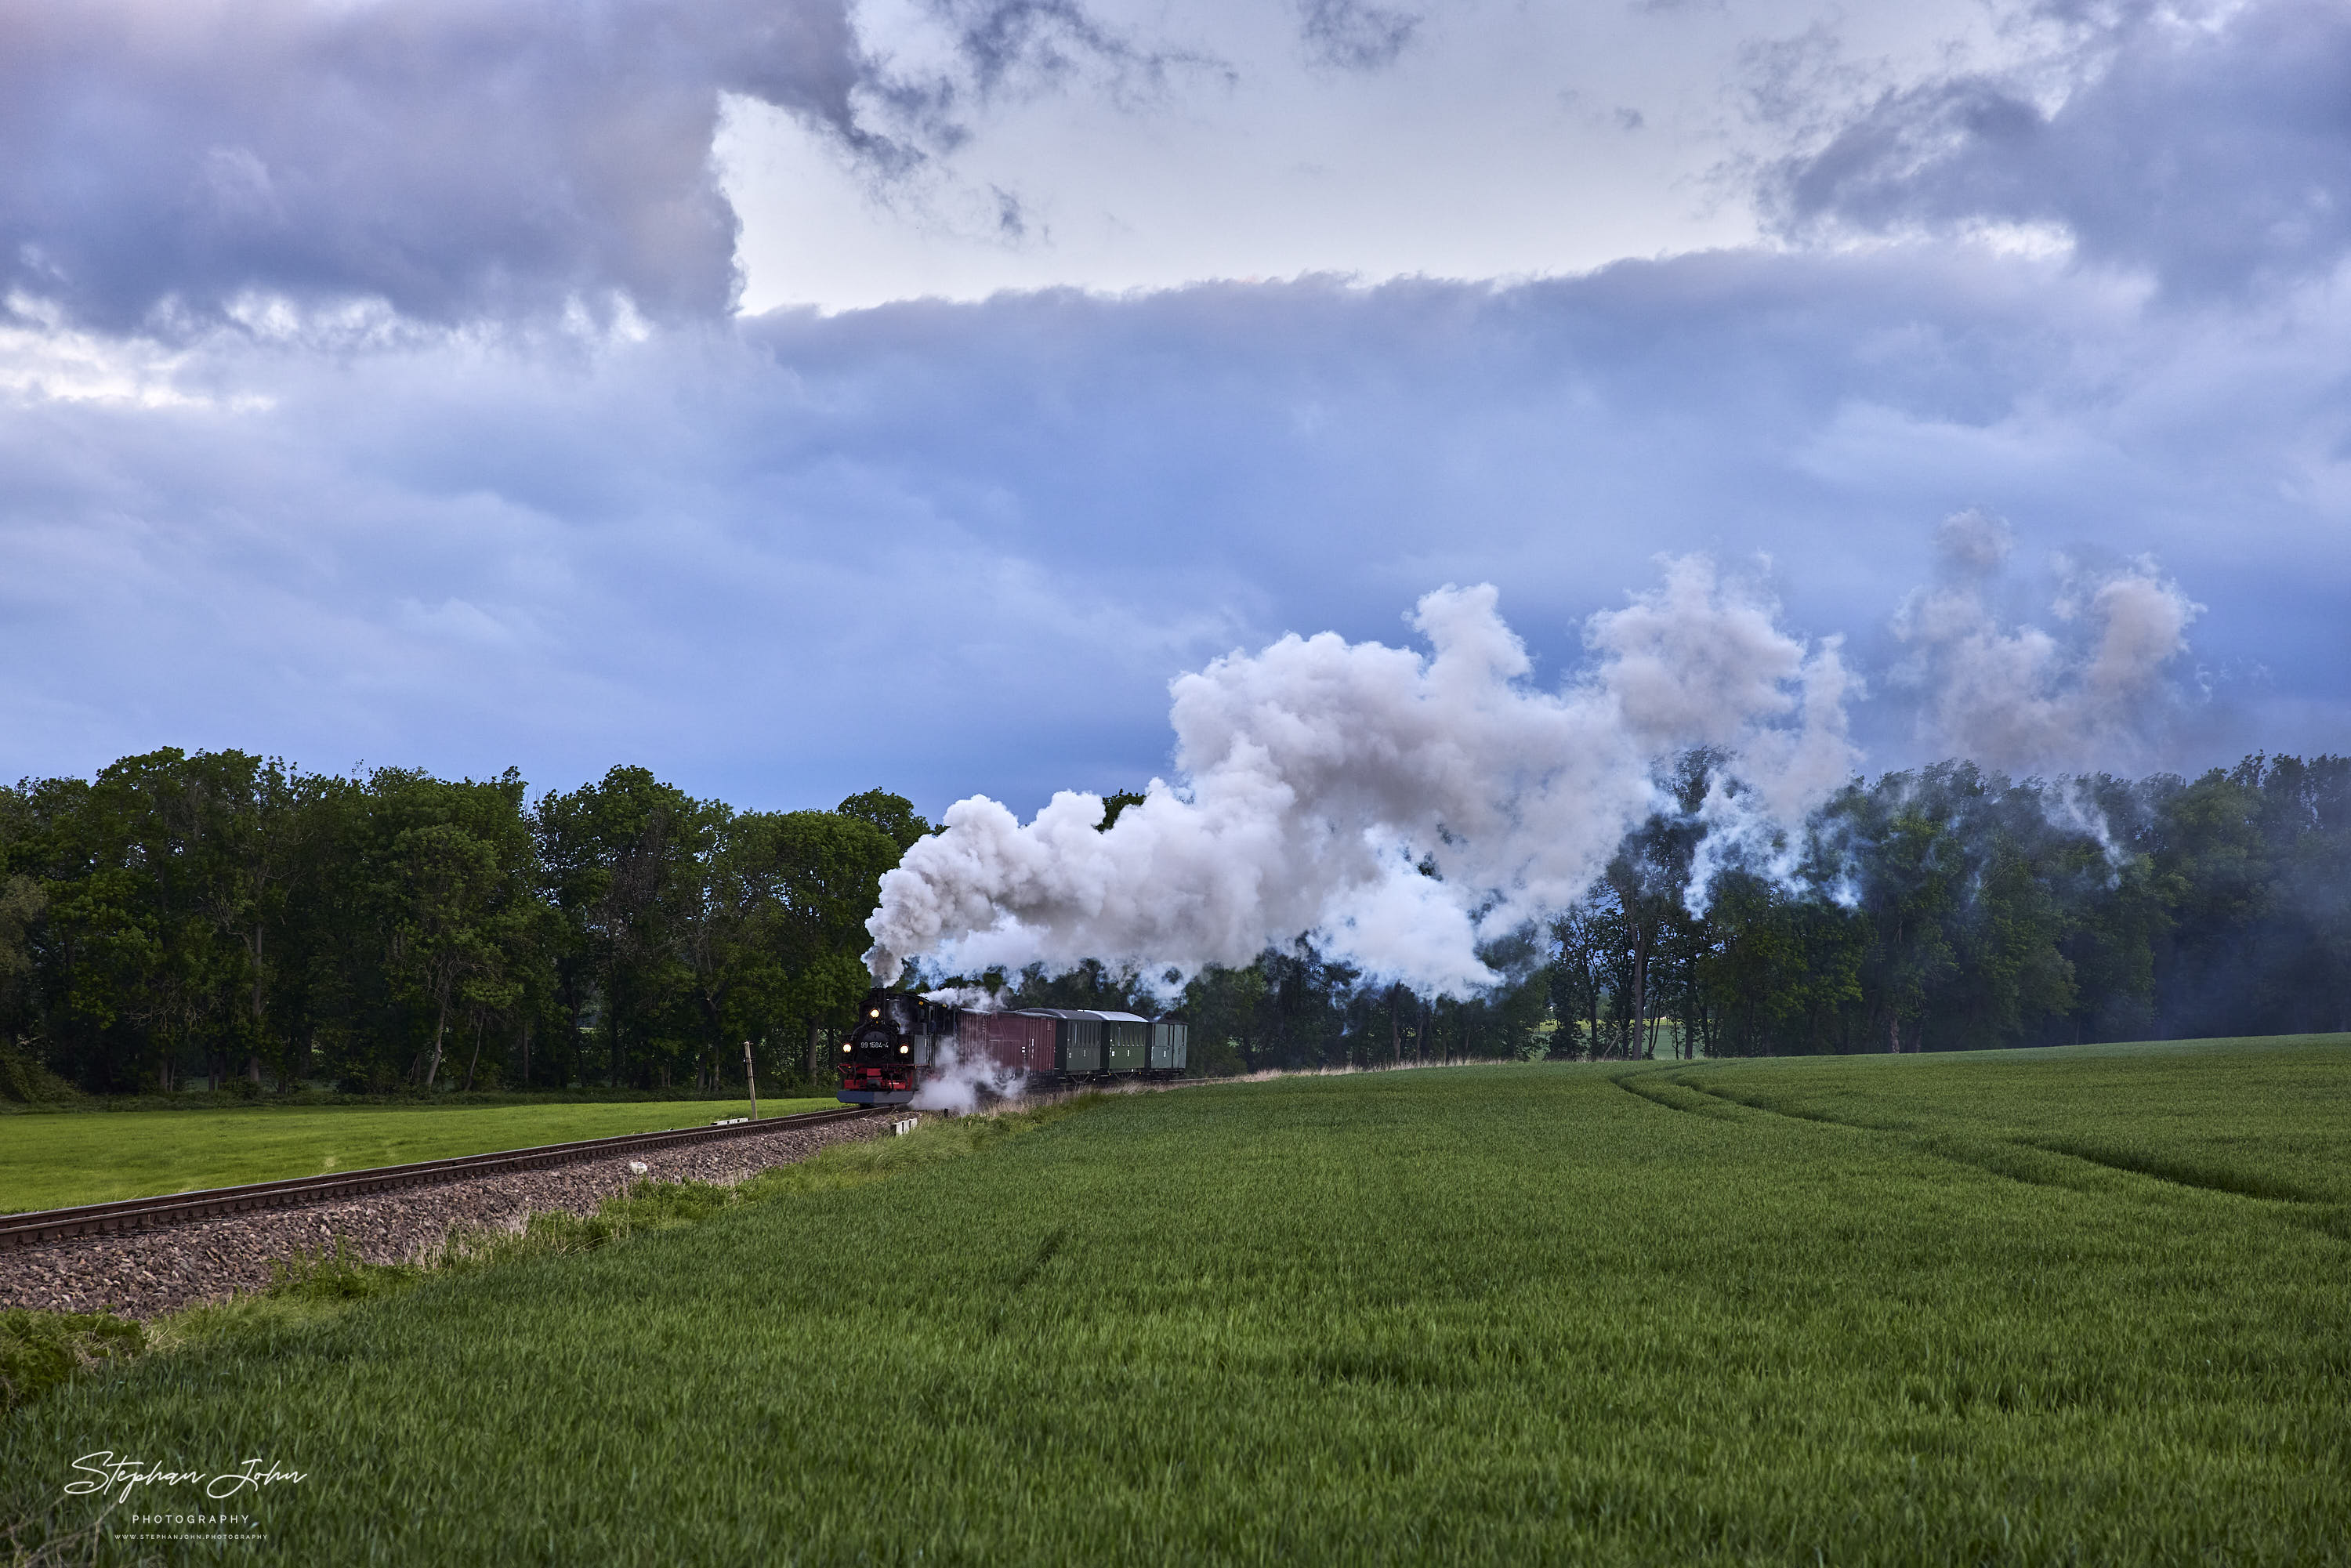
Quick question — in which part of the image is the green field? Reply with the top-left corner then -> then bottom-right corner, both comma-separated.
5,1037 -> 2349,1564
0,1098 -> 839,1214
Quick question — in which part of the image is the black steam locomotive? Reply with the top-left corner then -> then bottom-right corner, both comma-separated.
835,988 -> 1191,1105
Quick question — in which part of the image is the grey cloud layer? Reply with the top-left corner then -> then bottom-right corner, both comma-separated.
9,0 -> 2348,333
0,0 -> 1332,332
1777,0 -> 2351,295
0,0 -> 893,328
1,252 -> 2341,814
2,0 -> 2344,811
0,0 -> 1243,331
1297,0 -> 1422,71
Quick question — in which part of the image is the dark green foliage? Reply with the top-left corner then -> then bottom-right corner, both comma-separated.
1161,941 -> 1554,1073
835,788 -> 937,853
0,873 -> 41,1034
0,1309 -> 143,1412
1096,788 -> 1147,831
1581,754 -> 2351,1059
1037,753 -> 2351,1070
0,1040 -> 79,1105
5,744 -> 2348,1090
0,752 -> 925,1099
1005,956 -> 1168,1016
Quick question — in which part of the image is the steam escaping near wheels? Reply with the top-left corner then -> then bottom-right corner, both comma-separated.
864,559 -> 1857,998
908,1040 -> 1027,1114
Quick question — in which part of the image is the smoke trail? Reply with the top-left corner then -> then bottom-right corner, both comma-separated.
918,986 -> 1004,1012
1896,512 -> 2202,774
864,557 -> 1856,997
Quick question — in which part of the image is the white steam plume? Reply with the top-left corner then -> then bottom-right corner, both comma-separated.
864,558 -> 1857,997
1897,512 -> 2202,774
918,986 -> 1004,1012
908,1040 -> 1026,1114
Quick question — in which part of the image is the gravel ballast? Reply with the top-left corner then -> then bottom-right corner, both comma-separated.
1,1116 -> 896,1320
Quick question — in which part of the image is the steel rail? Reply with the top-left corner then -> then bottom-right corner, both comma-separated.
0,1105 -> 884,1251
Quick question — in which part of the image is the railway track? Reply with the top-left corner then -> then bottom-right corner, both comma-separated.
0,1105 -> 885,1251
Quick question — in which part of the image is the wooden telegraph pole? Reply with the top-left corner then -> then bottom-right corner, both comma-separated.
742,1040 -> 759,1121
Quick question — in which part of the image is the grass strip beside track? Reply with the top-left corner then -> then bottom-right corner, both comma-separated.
6,1041 -> 2351,1564
0,1098 -> 839,1214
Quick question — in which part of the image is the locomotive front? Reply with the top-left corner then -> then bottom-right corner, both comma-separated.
835,987 -> 950,1105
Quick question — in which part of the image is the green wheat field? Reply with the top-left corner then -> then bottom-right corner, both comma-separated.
5,1036 -> 2349,1564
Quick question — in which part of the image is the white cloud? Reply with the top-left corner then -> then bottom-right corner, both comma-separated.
720,0 -> 2030,310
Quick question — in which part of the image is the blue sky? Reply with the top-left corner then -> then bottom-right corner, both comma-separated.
2,0 -> 2346,819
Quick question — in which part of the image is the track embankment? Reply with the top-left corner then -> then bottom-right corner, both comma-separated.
1,1112 -> 891,1319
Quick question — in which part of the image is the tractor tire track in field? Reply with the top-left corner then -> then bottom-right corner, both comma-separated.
2013,1135 -> 2332,1206
986,1225 -> 1070,1338
0,1116 -> 893,1320
1609,1071 -> 1755,1122
1627,1066 -> 2349,1234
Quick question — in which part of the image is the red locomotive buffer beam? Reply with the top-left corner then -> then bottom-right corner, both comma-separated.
840,1064 -> 915,1096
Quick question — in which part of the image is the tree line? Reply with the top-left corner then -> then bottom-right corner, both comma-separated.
2,748 -> 2345,1098
1020,752 -> 2351,1069
0,750 -> 927,1096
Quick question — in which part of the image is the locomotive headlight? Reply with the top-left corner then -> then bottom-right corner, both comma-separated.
869,1009 -> 880,1018
840,1042 -> 851,1054
898,1044 -> 910,1055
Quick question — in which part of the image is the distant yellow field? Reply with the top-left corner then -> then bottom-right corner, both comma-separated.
0,1098 -> 838,1213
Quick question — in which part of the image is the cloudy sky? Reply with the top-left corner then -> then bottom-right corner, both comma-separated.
2,0 -> 2346,817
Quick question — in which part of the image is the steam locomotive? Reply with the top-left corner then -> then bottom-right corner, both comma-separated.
835,987 -> 1191,1106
